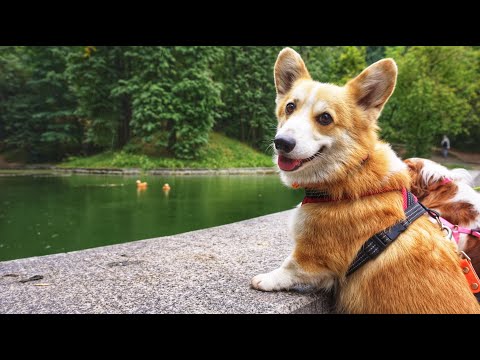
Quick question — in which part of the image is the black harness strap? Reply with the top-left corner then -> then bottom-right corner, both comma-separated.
346,190 -> 426,277
304,188 -> 331,200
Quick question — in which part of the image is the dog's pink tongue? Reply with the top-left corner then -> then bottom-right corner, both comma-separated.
278,155 -> 301,171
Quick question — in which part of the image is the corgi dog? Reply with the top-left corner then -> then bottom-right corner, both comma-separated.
405,157 -> 480,274
251,48 -> 480,313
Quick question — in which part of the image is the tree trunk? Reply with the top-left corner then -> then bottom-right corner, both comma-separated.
113,46 -> 131,149
116,95 -> 131,148
167,119 -> 176,154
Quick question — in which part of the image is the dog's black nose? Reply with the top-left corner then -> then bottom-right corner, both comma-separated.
274,136 -> 296,153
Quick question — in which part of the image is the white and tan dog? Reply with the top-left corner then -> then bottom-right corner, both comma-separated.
405,157 -> 480,274
251,48 -> 480,313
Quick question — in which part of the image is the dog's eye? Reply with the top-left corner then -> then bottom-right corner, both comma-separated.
317,112 -> 333,126
285,102 -> 295,115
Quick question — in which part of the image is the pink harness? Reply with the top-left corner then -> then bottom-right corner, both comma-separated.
436,178 -> 480,243
439,216 -> 480,243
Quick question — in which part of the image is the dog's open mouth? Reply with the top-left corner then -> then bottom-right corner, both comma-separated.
277,147 -> 325,172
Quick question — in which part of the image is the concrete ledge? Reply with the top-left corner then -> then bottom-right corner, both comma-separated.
0,210 -> 332,314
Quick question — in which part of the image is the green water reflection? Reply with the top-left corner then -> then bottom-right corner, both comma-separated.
0,174 -> 302,261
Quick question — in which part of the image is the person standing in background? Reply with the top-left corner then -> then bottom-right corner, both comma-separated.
441,134 -> 450,158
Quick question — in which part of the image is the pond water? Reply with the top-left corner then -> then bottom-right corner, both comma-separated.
0,174 -> 302,261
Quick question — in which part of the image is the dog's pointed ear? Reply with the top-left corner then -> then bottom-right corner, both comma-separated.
404,158 -> 419,171
274,48 -> 311,98
404,158 -> 427,199
347,58 -> 397,116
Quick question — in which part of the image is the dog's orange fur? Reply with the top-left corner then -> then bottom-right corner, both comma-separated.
253,48 -> 480,313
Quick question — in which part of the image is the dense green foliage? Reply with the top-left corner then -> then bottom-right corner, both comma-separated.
60,132 -> 273,169
215,46 -> 279,151
1,46 -> 479,164
381,46 -> 480,157
64,46 -> 223,159
0,47 -> 82,161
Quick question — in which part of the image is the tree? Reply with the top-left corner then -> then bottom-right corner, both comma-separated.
66,46 -> 224,159
1,46 -> 81,161
2,46 -> 479,164
168,46 -> 223,159
119,46 -> 176,154
381,46 -> 480,157
119,46 -> 223,159
215,46 -> 280,151
299,46 -> 367,85
0,46 -> 29,144
366,46 -> 386,65
65,46 -> 132,151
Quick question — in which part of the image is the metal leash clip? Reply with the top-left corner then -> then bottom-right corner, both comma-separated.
441,224 -> 453,240
427,208 -> 442,226
426,207 -> 453,240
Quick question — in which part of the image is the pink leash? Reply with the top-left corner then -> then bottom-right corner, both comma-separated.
439,217 -> 480,243
432,177 -> 480,243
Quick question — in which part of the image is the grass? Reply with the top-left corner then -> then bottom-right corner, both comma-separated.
59,133 -> 274,170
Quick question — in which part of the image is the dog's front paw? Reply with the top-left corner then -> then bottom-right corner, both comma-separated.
251,273 -> 277,291
251,271 -> 289,292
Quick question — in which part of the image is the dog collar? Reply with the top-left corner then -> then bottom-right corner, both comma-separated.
302,187 -> 401,205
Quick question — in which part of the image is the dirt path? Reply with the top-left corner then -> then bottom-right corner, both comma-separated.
449,149 -> 480,165
428,149 -> 480,171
